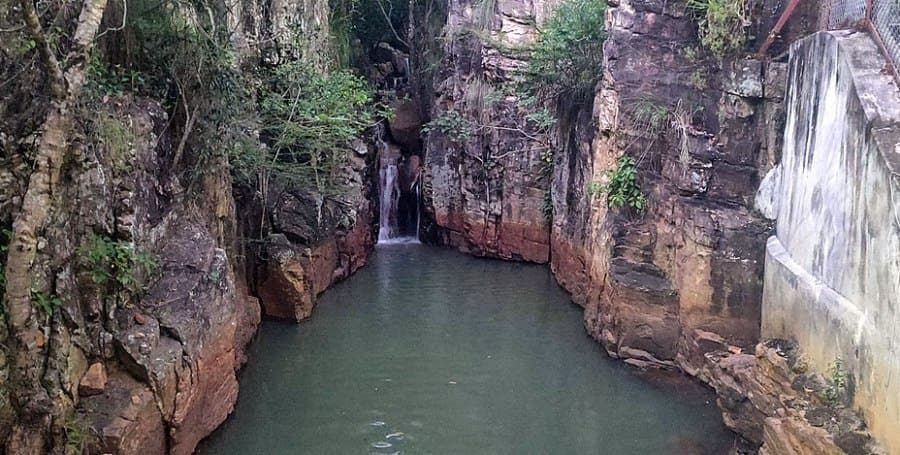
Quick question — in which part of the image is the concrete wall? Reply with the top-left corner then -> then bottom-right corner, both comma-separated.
762,30 -> 900,453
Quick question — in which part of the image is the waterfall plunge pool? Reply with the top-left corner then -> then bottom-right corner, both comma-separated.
199,244 -> 733,454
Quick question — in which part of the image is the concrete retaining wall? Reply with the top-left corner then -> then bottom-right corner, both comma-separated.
762,30 -> 900,453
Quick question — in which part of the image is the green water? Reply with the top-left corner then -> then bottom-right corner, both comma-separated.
200,244 -> 733,454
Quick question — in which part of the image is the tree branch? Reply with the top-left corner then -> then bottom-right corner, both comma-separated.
17,0 -> 64,98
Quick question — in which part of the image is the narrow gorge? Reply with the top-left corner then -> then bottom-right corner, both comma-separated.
0,0 -> 897,454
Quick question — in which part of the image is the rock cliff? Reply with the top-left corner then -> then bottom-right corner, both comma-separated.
0,0 -> 376,452
422,0 -> 553,262
422,0 -> 881,452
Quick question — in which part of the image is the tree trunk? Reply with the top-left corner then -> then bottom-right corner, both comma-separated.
3,0 -> 109,451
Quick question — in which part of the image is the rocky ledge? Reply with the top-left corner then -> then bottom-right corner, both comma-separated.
680,335 -> 882,454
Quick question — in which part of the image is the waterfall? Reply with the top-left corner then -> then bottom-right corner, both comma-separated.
378,161 -> 399,242
376,127 -> 419,244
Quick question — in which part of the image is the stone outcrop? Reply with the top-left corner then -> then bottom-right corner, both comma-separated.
552,0 -> 778,368
679,336 -> 880,454
422,0 -> 552,263
0,0 -> 379,450
247,138 -> 376,322
0,95 -> 262,454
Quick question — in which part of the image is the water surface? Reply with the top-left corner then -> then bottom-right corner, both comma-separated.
201,245 -> 732,454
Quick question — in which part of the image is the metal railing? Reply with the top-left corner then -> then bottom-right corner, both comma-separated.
822,0 -> 900,77
823,0 -> 867,29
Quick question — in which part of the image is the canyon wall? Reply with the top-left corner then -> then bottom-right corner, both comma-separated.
550,0 -> 778,366
422,0 -> 554,263
424,0 -> 884,452
762,30 -> 900,454
0,0 -> 375,452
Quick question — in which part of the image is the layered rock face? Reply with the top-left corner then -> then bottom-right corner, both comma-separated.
422,0 -> 552,263
0,0 -> 376,451
552,0 -> 779,371
0,96 -> 259,454
252,143 -> 376,321
423,0 -> 888,451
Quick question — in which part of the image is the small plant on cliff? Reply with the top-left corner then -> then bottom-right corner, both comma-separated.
30,285 -> 62,318
90,112 -> 136,170
589,156 -> 646,211
423,110 -> 473,143
79,234 -> 157,295
518,0 -> 607,101
687,0 -> 751,58
63,413 -> 88,455
823,358 -> 848,406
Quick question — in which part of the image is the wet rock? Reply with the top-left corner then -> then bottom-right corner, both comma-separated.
388,98 -> 423,153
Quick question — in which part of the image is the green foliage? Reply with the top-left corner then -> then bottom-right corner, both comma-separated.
83,55 -> 149,102
79,233 -> 156,295
629,100 -> 670,134
589,156 -> 646,211
689,68 -> 708,90
823,358 -> 848,406
423,110 -> 473,143
63,414 -> 88,455
30,286 -> 62,318
519,0 -> 607,101
90,113 -> 136,169
348,0 -> 410,50
525,108 -> 557,133
238,62 -> 379,192
687,0 -> 750,58
542,187 -> 554,222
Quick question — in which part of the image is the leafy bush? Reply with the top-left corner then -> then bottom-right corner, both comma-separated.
79,234 -> 156,295
687,0 -> 750,58
519,0 -> 607,100
589,156 -> 646,211
423,110 -> 473,143
235,62 -> 379,192
525,108 -> 557,133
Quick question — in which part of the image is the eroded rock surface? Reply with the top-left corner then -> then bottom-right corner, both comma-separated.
422,0 -> 883,453
422,0 -> 552,263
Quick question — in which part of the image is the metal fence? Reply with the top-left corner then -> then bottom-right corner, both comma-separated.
823,0 -> 900,77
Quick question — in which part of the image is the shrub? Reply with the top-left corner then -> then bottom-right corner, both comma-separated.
687,0 -> 750,58
589,156 -> 646,211
518,0 -> 607,101
243,62 -> 380,193
79,234 -> 156,295
422,110 -> 473,143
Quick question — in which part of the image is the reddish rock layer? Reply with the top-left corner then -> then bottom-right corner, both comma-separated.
259,209 -> 376,321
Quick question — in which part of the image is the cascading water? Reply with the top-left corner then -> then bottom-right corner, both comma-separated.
378,160 -> 400,242
376,126 -> 419,244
